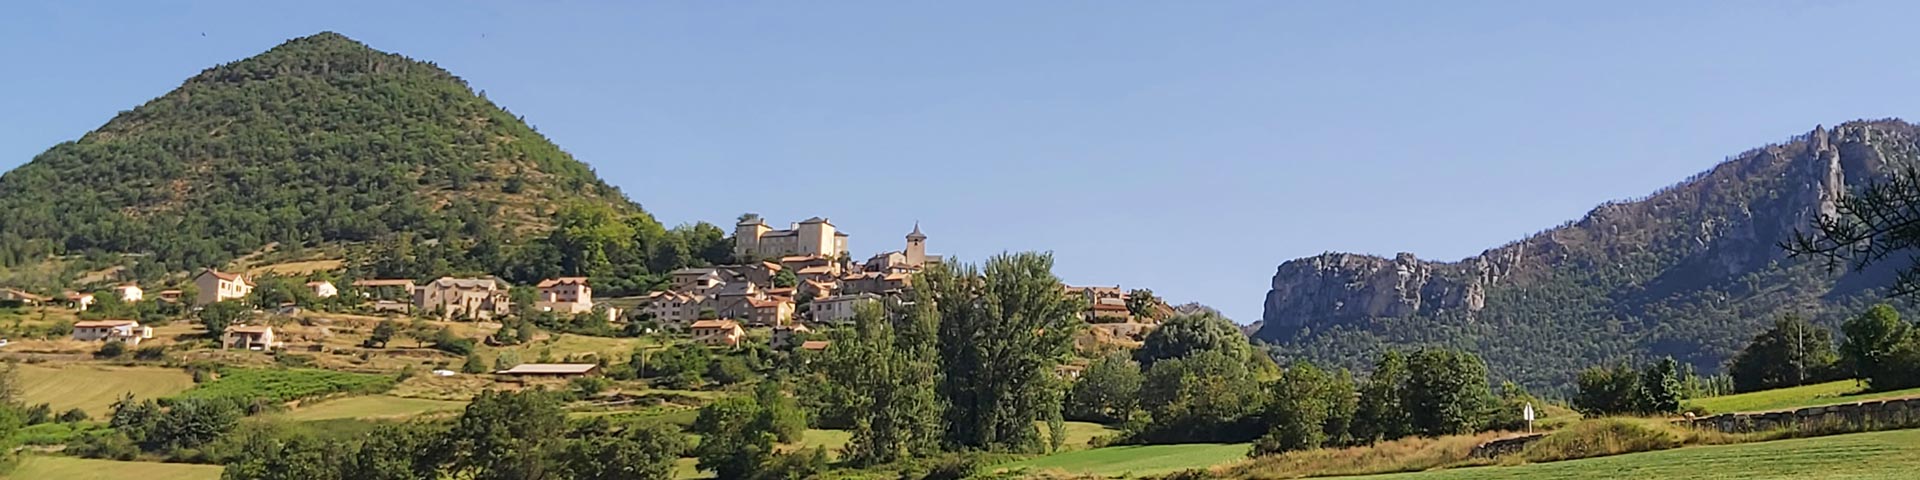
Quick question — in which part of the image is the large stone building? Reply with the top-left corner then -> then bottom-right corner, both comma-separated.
734,216 -> 848,261
416,277 -> 512,320
194,269 -> 254,306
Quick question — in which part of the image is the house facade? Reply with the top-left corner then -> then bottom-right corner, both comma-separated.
222,325 -> 278,351
535,277 -> 594,314
690,319 -> 744,347
114,284 -> 143,302
72,320 -> 153,345
748,297 -> 794,326
811,293 -> 881,324
415,277 -> 512,320
194,269 -> 254,306
307,281 -> 338,298
641,290 -> 706,325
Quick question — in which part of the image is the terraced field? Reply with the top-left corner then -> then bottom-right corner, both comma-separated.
5,456 -> 220,480
14,364 -> 195,417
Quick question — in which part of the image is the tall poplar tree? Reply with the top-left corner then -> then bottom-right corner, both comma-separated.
934,253 -> 1082,452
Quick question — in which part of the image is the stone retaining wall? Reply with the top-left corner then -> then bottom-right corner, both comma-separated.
1687,396 -> 1920,434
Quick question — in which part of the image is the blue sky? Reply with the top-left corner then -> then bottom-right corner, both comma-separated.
5,1 -> 1920,322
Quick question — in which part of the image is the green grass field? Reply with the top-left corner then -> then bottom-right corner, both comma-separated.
1349,428 -> 1920,479
996,443 -> 1250,477
14,364 -> 195,417
1686,380 -> 1920,414
1041,421 -> 1123,451
4,456 -> 221,480
275,395 -> 466,421
179,367 -> 395,404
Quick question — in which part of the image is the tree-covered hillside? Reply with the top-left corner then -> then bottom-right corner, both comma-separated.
1258,121 -> 1920,393
0,32 -> 626,273
0,32 -> 728,292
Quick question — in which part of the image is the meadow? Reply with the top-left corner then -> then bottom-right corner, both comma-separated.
4,456 -> 221,480
995,443 -> 1251,477
1685,380 -> 1920,414
1349,428 -> 1920,480
14,363 -> 195,417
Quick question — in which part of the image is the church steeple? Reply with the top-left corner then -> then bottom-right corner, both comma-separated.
906,222 -> 927,241
905,222 -> 927,266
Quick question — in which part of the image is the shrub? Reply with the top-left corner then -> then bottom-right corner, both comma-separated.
94,340 -> 127,359
133,345 -> 168,361
57,408 -> 89,423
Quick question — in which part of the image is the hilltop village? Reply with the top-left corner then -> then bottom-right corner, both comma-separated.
0,216 -> 1169,361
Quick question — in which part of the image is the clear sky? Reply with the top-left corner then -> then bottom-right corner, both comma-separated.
5,1 -> 1920,322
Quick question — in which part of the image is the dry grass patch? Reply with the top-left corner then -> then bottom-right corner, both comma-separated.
244,259 -> 344,277
15,363 -> 195,417
1516,417 -> 1741,463
1218,432 -> 1505,479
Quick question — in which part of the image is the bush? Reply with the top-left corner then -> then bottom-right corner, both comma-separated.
571,376 -> 611,398
95,341 -> 127,359
57,408 -> 89,423
133,345 -> 168,361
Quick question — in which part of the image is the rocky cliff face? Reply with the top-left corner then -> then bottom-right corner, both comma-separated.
1257,120 -> 1920,390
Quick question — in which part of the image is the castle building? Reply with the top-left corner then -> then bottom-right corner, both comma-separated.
734,216 -> 849,261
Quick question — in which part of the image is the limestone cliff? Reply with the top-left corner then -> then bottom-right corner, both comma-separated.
1257,120 -> 1920,390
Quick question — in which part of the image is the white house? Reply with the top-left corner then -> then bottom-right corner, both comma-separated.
72,320 -> 153,345
113,284 -> 143,302
62,291 -> 95,312
811,293 -> 882,324
535,277 -> 594,314
306,281 -> 338,298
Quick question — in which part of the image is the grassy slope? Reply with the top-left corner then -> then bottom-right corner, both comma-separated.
4,456 -> 220,480
274,395 -> 466,421
1346,428 -> 1920,480
997,443 -> 1251,477
1686,380 -> 1920,414
15,364 -> 195,417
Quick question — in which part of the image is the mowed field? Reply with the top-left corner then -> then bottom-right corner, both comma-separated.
997,443 -> 1251,477
5,456 -> 220,480
1350,428 -> 1920,480
275,395 -> 466,421
15,364 -> 196,417
1686,380 -> 1920,414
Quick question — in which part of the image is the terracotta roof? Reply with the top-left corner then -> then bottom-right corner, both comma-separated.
351,279 -> 415,287
779,255 -> 817,263
497,363 -> 598,375
2,289 -> 48,302
74,320 -> 138,328
883,273 -> 910,281
63,291 -> 93,300
800,340 -> 831,351
305,281 -> 333,287
761,261 -> 782,271
796,266 -> 833,275
227,325 -> 273,334
427,277 -> 502,290
749,297 -> 789,309
536,277 -> 590,288
691,319 -> 740,330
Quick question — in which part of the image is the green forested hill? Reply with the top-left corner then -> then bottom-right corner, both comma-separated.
0,32 -> 727,293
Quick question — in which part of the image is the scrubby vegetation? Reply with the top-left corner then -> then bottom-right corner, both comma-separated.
175,368 -> 395,406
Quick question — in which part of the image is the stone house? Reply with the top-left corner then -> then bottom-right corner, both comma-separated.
811,293 -> 881,324
535,277 -> 594,314
690,319 -> 744,347
415,277 -> 512,320
734,216 -> 848,261
222,325 -> 278,351
307,281 -> 338,298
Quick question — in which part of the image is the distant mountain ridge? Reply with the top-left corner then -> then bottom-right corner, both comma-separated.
1257,120 -> 1920,391
0,32 -> 640,276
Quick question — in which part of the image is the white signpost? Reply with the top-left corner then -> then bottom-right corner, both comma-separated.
1523,402 -> 1536,434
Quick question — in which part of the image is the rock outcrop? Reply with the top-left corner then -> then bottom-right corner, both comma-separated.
1257,120 -> 1920,390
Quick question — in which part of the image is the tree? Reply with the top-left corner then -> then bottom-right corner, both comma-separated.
368,320 -> 398,348
1402,349 -> 1494,436
1135,350 -> 1264,443
220,434 -> 346,480
461,353 -> 487,374
429,389 -> 567,480
340,423 -> 436,480
707,356 -> 754,386
1729,315 -> 1838,392
1253,362 -> 1357,455
1572,363 -> 1640,416
691,396 -> 775,480
95,340 -> 127,359
1135,311 -> 1250,369
822,301 -> 941,466
772,269 -> 797,288
1637,357 -> 1684,415
1352,350 -> 1413,443
199,300 -> 251,338
752,382 -> 807,444
1840,304 -> 1909,386
559,420 -> 687,480
1125,288 -> 1162,321
404,319 -> 437,348
1064,352 -> 1143,423
933,253 -> 1081,452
